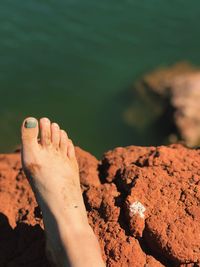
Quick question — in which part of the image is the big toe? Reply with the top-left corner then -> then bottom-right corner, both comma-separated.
21,117 -> 39,146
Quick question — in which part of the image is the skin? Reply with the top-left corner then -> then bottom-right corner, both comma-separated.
21,117 -> 105,267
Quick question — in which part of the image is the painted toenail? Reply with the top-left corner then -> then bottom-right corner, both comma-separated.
25,119 -> 37,128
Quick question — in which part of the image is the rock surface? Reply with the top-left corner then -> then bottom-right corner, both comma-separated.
133,62 -> 200,147
0,145 -> 200,266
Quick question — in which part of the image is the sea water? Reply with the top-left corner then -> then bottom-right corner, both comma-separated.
0,0 -> 200,157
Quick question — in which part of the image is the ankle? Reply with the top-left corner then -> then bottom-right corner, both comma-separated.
57,224 -> 105,267
47,226 -> 105,267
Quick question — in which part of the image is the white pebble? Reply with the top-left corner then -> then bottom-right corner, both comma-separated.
129,201 -> 146,218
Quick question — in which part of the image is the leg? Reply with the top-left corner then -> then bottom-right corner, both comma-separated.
21,117 -> 105,267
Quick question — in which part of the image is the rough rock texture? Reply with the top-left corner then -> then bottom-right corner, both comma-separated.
133,62 -> 200,147
0,145 -> 200,266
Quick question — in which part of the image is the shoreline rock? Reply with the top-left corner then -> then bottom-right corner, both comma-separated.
124,62 -> 200,147
0,145 -> 199,266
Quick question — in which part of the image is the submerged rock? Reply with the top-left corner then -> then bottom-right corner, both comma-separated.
124,62 -> 200,147
0,145 -> 199,266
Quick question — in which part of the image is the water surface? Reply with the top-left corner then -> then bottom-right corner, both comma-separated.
1,0 -> 200,157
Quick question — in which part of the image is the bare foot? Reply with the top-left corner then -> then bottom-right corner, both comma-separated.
21,117 -> 88,223
21,117 -> 104,267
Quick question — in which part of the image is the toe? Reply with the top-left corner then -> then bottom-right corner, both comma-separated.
21,117 -> 39,146
40,118 -> 51,146
51,123 -> 60,149
60,130 -> 68,155
67,139 -> 76,160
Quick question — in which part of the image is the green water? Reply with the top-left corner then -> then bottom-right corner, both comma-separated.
1,0 -> 200,157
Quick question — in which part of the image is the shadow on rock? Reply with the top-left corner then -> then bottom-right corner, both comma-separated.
0,212 -> 51,267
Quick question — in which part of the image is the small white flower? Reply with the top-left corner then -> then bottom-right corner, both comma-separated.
129,201 -> 146,218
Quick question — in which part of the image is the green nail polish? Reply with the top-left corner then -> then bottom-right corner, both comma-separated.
25,119 -> 37,128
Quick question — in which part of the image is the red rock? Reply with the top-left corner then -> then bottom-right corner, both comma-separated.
0,144 -> 199,266
131,62 -> 200,147
75,146 -> 100,188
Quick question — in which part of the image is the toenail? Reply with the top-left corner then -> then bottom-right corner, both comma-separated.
42,118 -> 50,123
25,119 -> 37,128
53,123 -> 59,128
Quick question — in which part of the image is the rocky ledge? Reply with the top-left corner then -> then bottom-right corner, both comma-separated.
0,144 -> 199,267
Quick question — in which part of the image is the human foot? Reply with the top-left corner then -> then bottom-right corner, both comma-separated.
21,117 -> 105,267
21,117 -> 88,226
